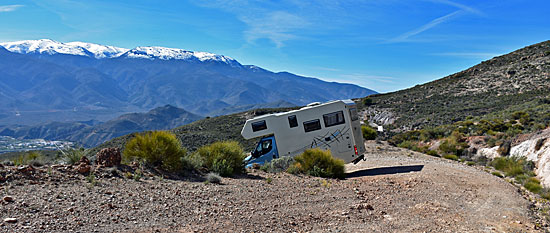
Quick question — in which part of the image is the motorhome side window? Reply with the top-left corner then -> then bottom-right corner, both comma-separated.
349,108 -> 359,121
288,115 -> 298,128
303,119 -> 322,132
251,120 -> 267,132
323,111 -> 345,127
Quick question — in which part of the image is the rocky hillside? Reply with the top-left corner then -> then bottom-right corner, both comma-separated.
362,40 -> 550,131
0,105 -> 202,147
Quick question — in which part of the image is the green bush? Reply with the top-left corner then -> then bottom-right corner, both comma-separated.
260,156 -> 294,173
12,151 -> 44,166
524,177 -> 542,193
363,97 -> 374,107
291,148 -> 345,179
361,125 -> 377,140
438,140 -> 456,155
426,150 -> 439,157
62,148 -> 86,165
123,131 -> 187,172
191,141 -> 246,177
515,174 -> 529,184
490,156 -> 526,177
363,97 -> 374,106
443,154 -> 459,161
286,163 -> 301,174
397,140 -> 415,150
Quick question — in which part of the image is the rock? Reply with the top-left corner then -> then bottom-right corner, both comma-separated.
3,161 -> 14,166
74,156 -> 92,174
75,164 -> 91,174
4,218 -> 17,223
3,196 -> 14,202
78,156 -> 91,165
96,148 -> 121,167
17,165 -> 34,173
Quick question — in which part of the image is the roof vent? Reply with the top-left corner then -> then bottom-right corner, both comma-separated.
306,102 -> 321,107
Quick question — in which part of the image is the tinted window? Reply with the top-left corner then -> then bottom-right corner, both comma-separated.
288,115 -> 298,128
323,111 -> 345,127
251,120 -> 267,132
349,108 -> 359,121
253,139 -> 272,158
303,119 -> 322,132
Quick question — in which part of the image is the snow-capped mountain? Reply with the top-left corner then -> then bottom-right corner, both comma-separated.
121,46 -> 238,64
0,39 -> 93,57
65,41 -> 129,58
0,39 -> 238,64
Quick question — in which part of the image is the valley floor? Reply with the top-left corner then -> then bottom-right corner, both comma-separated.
0,142 -> 544,232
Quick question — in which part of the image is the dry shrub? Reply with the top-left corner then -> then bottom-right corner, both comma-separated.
289,148 -> 345,179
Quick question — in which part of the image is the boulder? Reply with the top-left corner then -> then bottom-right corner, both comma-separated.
96,148 -> 121,167
74,156 -> 91,174
76,164 -> 91,174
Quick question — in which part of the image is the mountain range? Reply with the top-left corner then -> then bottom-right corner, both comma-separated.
0,39 -> 375,126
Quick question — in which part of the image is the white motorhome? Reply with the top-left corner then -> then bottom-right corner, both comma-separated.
241,99 -> 366,166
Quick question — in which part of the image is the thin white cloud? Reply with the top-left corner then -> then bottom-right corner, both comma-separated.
194,1 -> 312,48
241,11 -> 310,48
388,0 -> 482,43
428,0 -> 483,16
193,0 -> 376,48
320,73 -> 400,93
389,10 -> 462,43
340,73 -> 398,84
0,5 -> 23,12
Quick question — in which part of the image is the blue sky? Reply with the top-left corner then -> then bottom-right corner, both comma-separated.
0,0 -> 549,93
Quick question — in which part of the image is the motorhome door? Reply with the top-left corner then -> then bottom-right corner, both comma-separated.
247,136 -> 278,166
338,132 -> 353,153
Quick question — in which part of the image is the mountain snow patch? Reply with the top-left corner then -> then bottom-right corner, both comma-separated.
0,39 -> 238,64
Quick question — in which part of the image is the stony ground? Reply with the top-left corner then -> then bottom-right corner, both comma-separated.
0,141 -> 546,232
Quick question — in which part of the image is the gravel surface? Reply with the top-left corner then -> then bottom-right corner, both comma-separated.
0,141 -> 543,232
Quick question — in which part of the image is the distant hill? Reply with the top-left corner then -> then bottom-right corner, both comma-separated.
360,40 -> 550,132
0,105 -> 202,147
0,39 -> 375,126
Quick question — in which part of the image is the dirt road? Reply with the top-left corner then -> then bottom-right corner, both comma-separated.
0,141 -> 541,232
346,141 -> 538,232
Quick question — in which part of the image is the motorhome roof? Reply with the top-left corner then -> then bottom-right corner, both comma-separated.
249,99 -> 354,120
